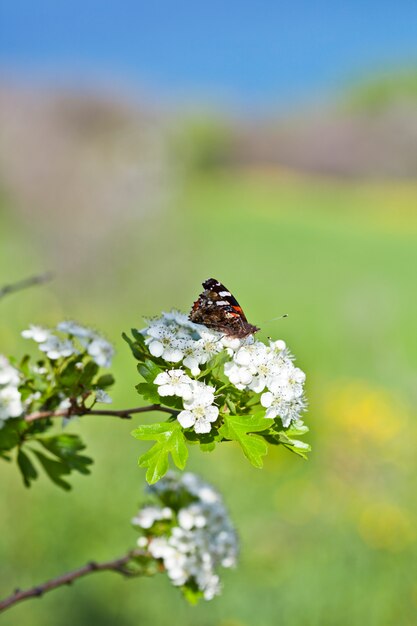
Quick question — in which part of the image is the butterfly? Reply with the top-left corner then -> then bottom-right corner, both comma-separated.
189,278 -> 259,339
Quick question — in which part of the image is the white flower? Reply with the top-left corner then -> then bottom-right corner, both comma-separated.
224,361 -> 253,389
57,321 -> 94,339
183,381 -> 216,409
145,326 -> 185,362
177,404 -> 219,434
177,381 -> 219,433
154,369 -> 193,399
132,505 -> 172,529
21,325 -> 51,343
224,336 -> 307,424
87,336 -> 114,367
182,343 -> 204,376
95,389 -> 112,404
0,355 -> 20,387
0,385 -> 23,422
140,311 -> 230,372
220,335 -> 242,354
38,335 -> 76,360
178,504 -> 207,530
268,364 -> 306,400
134,472 -> 238,600
161,309 -> 197,330
261,391 -> 306,427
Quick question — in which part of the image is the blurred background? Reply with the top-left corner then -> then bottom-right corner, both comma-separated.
1,2 -> 417,624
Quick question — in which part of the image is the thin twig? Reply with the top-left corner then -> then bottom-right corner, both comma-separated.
0,272 -> 53,301
24,404 -> 179,423
0,549 -> 150,613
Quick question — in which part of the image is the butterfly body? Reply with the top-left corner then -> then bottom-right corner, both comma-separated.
189,278 -> 259,339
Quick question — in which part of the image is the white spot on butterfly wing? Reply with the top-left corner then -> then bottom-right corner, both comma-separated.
219,291 -> 231,297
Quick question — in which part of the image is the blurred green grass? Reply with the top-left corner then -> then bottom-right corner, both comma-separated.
1,172 -> 417,626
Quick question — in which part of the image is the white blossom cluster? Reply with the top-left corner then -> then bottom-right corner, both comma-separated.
154,370 -> 218,433
22,321 -> 114,368
224,339 -> 307,427
141,310 -> 307,429
0,355 -> 23,427
141,311 -> 239,376
132,472 -> 238,601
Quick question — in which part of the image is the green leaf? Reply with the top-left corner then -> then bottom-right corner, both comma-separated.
268,419 -> 311,459
0,419 -> 22,451
17,449 -> 38,487
132,422 -> 174,440
199,442 -> 216,452
95,374 -> 115,389
122,332 -> 148,361
137,360 -> 162,384
59,359 -> 81,387
181,583 -> 204,605
276,432 -> 311,459
79,360 -> 99,387
32,450 -> 72,491
133,422 -> 189,484
285,419 -> 309,438
219,414 -> 270,469
130,328 -> 147,347
135,382 -> 160,404
19,354 -> 31,377
169,429 -> 188,469
37,434 -> 93,475
144,449 -> 169,485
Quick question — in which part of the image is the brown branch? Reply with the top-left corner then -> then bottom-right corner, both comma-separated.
24,404 -> 179,423
0,549 -> 151,614
0,272 -> 53,301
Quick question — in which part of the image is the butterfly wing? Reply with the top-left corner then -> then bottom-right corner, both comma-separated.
189,278 -> 259,338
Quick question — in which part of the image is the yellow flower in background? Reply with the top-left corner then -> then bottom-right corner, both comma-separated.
324,380 -> 410,445
358,502 -> 415,552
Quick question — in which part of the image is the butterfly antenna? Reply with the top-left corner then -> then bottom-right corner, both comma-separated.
262,314 -> 289,324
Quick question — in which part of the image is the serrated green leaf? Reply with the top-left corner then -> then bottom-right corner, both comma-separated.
200,442 -> 216,452
135,382 -> 160,404
134,422 -> 188,484
17,449 -> 38,487
32,451 -> 72,491
0,419 -> 21,451
220,414 -> 270,469
0,418 -> 29,451
37,434 -> 93,476
145,451 -> 169,485
132,422 -> 174,440
169,429 -> 188,469
138,441 -> 162,467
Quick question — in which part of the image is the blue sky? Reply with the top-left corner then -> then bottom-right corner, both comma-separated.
1,0 -> 417,108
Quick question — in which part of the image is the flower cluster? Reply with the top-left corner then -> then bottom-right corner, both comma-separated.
141,310 -> 237,375
0,356 -> 23,427
22,321 -> 114,368
132,472 -> 238,601
128,308 -> 309,482
225,339 -> 307,427
140,310 -> 306,429
154,370 -> 218,433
